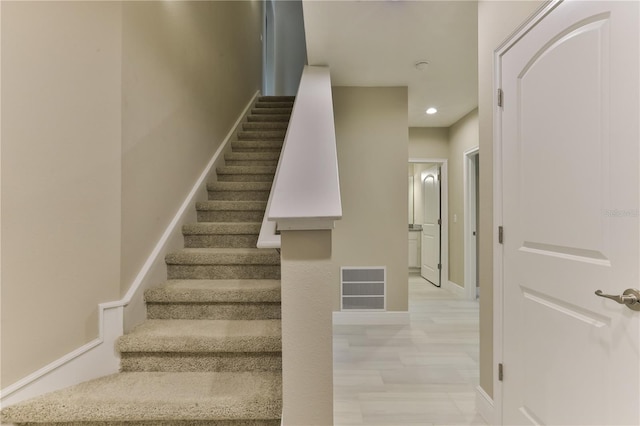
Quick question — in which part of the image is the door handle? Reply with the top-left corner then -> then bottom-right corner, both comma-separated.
595,289 -> 640,311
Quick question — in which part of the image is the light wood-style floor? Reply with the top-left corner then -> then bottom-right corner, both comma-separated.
333,274 -> 487,425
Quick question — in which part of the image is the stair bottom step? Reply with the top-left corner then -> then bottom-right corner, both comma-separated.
120,352 -> 282,372
1,372 -> 281,424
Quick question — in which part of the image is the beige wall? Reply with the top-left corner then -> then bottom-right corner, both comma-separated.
409,127 -> 449,159
120,1 -> 263,294
448,109 -> 479,287
332,87 -> 409,312
1,0 -> 263,389
478,0 -> 543,398
408,111 -> 478,288
1,1 -> 123,387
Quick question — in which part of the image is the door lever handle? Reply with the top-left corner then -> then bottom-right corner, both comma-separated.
595,289 -> 640,311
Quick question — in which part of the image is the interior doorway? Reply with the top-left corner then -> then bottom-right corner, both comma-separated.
408,158 -> 448,289
464,147 -> 479,300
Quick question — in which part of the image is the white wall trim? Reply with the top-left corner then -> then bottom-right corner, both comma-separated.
444,280 -> 465,298
0,91 -> 261,407
332,311 -> 410,325
476,385 -> 495,425
464,146 -> 480,301
0,304 -> 123,405
408,158 -> 449,289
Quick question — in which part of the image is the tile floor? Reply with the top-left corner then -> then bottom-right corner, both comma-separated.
333,274 -> 487,425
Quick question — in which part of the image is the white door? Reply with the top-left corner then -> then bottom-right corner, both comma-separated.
421,166 -> 440,286
499,1 -> 639,425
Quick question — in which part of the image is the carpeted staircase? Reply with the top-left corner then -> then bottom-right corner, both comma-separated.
1,96 -> 294,425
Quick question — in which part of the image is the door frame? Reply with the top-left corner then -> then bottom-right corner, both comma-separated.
409,158 -> 448,290
493,1 -> 562,423
464,146 -> 479,301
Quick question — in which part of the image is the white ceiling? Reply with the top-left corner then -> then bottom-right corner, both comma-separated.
303,0 -> 478,127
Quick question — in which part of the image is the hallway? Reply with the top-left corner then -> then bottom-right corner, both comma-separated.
333,275 -> 486,425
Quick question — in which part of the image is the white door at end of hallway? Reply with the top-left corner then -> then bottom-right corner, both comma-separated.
499,0 -> 639,424
421,165 -> 441,286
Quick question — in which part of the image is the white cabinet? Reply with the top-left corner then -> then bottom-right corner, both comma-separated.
408,231 -> 421,268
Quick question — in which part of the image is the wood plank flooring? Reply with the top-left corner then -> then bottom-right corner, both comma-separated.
333,274 -> 487,425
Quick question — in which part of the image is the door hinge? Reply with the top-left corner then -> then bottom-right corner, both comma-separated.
498,363 -> 504,381
438,218 -> 441,226
497,88 -> 504,107
438,263 -> 442,270
498,226 -> 504,244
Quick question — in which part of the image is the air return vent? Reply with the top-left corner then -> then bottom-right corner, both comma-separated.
340,267 -> 386,311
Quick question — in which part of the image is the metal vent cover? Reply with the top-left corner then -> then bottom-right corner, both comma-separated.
340,267 -> 386,311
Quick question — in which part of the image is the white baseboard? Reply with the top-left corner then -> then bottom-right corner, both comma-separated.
0,91 -> 260,407
0,304 -> 123,406
476,385 -> 495,425
444,280 -> 465,297
332,311 -> 410,325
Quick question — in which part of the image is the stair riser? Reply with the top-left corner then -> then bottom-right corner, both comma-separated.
254,102 -> 294,109
251,108 -> 291,115
167,265 -> 281,280
243,122 -> 288,130
11,422 -> 281,426
217,174 -> 275,183
225,160 -> 278,167
147,303 -> 281,320
184,235 -> 258,248
208,190 -> 269,201
259,95 -> 295,102
197,211 -> 264,222
120,353 -> 282,373
231,148 -> 282,154
237,132 -> 285,141
231,141 -> 283,150
247,115 -> 290,122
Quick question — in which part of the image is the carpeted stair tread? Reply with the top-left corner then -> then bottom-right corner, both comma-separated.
196,201 -> 267,211
165,248 -> 280,265
117,319 -> 281,353
182,222 -> 260,235
145,279 -> 281,303
0,372 -> 281,423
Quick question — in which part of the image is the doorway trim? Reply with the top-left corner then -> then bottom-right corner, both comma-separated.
464,146 -> 479,301
409,158 -> 448,290
492,1 -> 560,424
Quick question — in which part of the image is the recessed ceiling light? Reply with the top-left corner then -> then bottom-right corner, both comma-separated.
426,107 -> 438,115
414,61 -> 429,71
